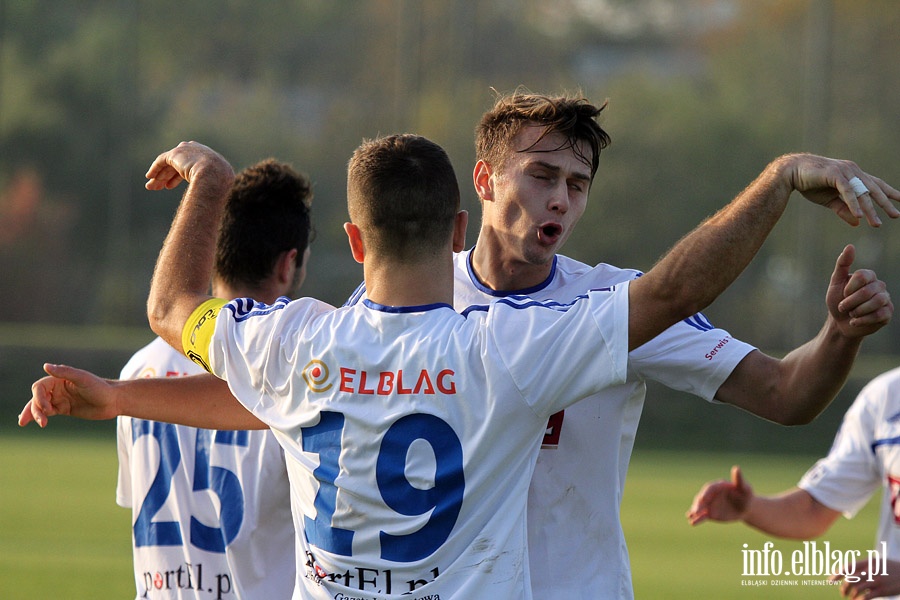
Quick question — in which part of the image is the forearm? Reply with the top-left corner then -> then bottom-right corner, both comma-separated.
773,319 -> 862,423
629,158 -> 793,349
742,488 -> 840,539
147,148 -> 234,352
113,375 -> 266,430
721,321 -> 861,425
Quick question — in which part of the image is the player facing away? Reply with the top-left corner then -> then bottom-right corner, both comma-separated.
340,91 -> 899,599
687,366 -> 900,599
22,134 -> 899,599
116,159 -> 312,599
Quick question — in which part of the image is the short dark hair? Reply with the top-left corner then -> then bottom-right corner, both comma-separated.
347,134 -> 459,262
475,90 -> 611,181
214,159 -> 313,288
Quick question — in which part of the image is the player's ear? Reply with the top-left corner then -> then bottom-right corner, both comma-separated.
473,160 -> 495,202
452,210 -> 468,252
344,222 -> 365,263
275,248 -> 299,285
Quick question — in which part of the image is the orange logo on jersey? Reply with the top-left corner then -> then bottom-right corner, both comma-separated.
302,360 -> 333,392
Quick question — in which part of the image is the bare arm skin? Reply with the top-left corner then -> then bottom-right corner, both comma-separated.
690,469 -> 900,598
716,244 -> 891,425
145,142 -> 235,353
686,465 -> 841,539
628,153 -> 898,351
18,364 -> 265,430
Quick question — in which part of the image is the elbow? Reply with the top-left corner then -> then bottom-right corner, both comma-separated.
773,411 -> 817,427
146,293 -> 174,340
146,297 -> 164,336
766,398 -> 822,426
775,389 -> 832,426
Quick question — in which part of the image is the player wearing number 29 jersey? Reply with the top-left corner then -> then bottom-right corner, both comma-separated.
116,337 -> 295,599
343,249 -> 757,599
185,281 -> 629,600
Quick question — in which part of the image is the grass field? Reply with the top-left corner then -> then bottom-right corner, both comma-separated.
0,435 -> 881,598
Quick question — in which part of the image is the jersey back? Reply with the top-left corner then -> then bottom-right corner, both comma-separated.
116,337 -> 295,599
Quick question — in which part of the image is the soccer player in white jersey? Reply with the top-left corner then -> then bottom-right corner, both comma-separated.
688,367 -> 900,599
340,91 -> 900,599
116,158 -> 312,599
21,136 -> 898,599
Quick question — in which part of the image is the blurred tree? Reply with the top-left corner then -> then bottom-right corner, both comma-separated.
1,0 -> 898,358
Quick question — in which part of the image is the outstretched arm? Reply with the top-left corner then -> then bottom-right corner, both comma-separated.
715,244 -> 892,425
686,465 -> 841,539
18,364 -> 265,430
145,141 -> 235,354
628,154 -> 899,350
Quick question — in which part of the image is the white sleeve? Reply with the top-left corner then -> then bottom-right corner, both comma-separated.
491,284 -> 629,418
208,297 -> 328,424
629,316 -> 755,401
798,385 -> 883,518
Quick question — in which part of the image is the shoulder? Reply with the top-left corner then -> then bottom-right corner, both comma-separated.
553,255 -> 641,288
852,367 -> 900,418
862,367 -> 900,393
222,296 -> 335,327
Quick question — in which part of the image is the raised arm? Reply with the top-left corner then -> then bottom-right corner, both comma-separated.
686,465 -> 841,539
628,153 -> 899,350
18,364 -> 265,430
145,141 -> 235,353
716,244 -> 891,425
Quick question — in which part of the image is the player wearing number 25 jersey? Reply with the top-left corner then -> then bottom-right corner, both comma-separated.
343,249 -> 756,599
117,339 -> 295,600
185,281 -> 629,600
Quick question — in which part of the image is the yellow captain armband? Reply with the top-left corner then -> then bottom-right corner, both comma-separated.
182,298 -> 228,373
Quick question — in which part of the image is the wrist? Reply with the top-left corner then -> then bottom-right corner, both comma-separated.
766,154 -> 802,197
109,379 -> 127,418
821,313 -> 866,347
190,159 -> 235,196
740,492 -> 758,525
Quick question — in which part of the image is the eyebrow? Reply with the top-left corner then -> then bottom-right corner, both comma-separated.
529,159 -> 592,184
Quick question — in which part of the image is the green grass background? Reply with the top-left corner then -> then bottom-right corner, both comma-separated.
0,434 -> 881,599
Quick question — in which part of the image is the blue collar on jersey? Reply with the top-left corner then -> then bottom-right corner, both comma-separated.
361,298 -> 453,313
466,247 -> 558,298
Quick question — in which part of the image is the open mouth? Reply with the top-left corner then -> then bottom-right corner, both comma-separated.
538,223 -> 562,245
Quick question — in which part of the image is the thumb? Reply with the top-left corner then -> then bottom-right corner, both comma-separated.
732,465 -> 747,492
829,244 -> 856,287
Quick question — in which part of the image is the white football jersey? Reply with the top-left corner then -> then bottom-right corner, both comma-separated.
116,337 -> 295,599
346,249 -> 756,599
799,366 -> 900,597
200,285 -> 629,600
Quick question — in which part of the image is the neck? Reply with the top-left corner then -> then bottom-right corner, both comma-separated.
470,236 -> 554,292
212,278 -> 283,305
363,256 -> 454,307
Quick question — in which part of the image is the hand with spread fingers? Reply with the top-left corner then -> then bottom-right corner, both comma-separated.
784,153 -> 900,227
